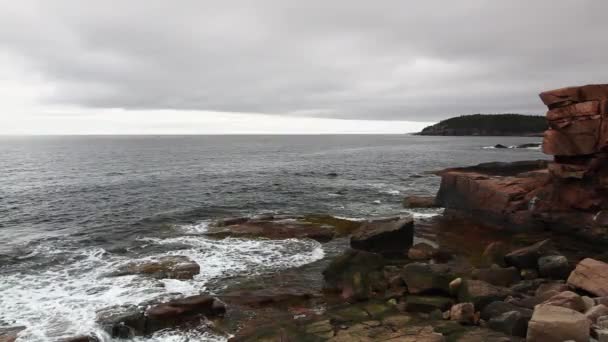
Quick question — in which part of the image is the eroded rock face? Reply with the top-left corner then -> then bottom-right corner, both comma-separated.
350,216 -> 414,257
526,304 -> 590,342
435,84 -> 608,241
567,258 -> 608,296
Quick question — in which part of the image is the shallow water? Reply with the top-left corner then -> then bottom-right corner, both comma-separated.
0,135 -> 545,341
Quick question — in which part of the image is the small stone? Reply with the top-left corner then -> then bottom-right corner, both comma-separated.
408,243 -> 437,261
449,277 -> 463,296
585,304 -> 608,324
450,303 -> 476,325
520,268 -> 539,280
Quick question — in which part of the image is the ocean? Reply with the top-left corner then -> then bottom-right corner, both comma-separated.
0,135 -> 545,341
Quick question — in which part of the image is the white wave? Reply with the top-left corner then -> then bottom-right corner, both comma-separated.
1,236 -> 325,342
177,221 -> 212,234
401,208 -> 445,219
382,189 -> 401,195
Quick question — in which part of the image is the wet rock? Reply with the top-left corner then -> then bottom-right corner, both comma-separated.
404,295 -> 454,313
516,143 -> 542,149
526,304 -> 590,342
145,295 -> 225,333
481,301 -> 533,322
488,310 -> 529,337
302,215 -> 363,236
350,216 -> 414,257
220,288 -> 314,308
458,280 -> 511,310
0,327 -> 25,342
538,255 -> 570,279
567,258 -> 608,296
472,266 -> 520,287
403,196 -> 438,208
59,335 -> 100,342
586,304 -> 608,324
330,323 -> 445,342
401,262 -> 456,295
494,144 -> 509,149
303,319 -> 334,339
481,242 -> 509,267
111,256 -> 200,280
206,219 -> 336,242
450,303 -> 475,324
453,327 -> 522,341
322,249 -> 385,301
95,304 -> 146,338
216,216 -> 250,227
541,291 -> 586,312
504,239 -> 556,270
408,242 -> 437,261
510,279 -> 545,295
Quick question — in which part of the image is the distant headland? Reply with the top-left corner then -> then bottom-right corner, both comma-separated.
417,114 -> 547,136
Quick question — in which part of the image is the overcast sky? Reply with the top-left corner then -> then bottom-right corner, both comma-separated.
1,1 -> 608,134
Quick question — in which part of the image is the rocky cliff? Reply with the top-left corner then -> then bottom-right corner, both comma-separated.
418,114 -> 547,136
436,84 -> 608,242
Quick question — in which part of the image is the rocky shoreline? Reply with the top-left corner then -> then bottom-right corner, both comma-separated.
4,84 -> 608,342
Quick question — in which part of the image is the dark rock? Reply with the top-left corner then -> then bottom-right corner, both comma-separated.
481,301 -> 533,322
216,217 -> 250,227
504,239 -> 556,270
519,269 -> 539,280
403,196 -> 438,208
322,249 -> 385,301
404,295 -> 454,313
538,255 -> 570,279
516,143 -> 541,149
488,310 -> 529,337
505,295 -> 544,310
472,266 -> 520,287
110,255 -> 200,280
510,279 -> 545,295
494,144 -> 508,149
0,327 -> 26,342
145,295 -> 226,333
458,280 -> 511,310
220,288 -> 314,308
59,335 -> 100,342
401,262 -> 456,295
350,216 -> 414,257
326,172 -> 339,177
95,305 -> 146,338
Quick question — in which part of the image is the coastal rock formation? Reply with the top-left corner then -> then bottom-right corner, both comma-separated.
109,256 -> 200,279
350,216 -> 414,257
436,84 -> 608,241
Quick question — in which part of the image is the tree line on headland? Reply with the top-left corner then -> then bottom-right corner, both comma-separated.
417,114 -> 547,136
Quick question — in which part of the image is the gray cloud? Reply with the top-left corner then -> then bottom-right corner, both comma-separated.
2,0 -> 608,121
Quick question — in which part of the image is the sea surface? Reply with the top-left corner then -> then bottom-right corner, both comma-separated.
0,135 -> 546,341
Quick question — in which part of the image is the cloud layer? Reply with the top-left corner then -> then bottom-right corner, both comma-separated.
2,0 -> 608,121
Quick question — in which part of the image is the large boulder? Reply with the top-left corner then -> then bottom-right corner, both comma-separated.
110,256 -> 200,280
95,305 -> 146,338
457,280 -> 511,310
567,258 -> 608,296
401,262 -> 456,295
472,266 -> 520,287
488,310 -> 529,337
322,249 -> 386,301
537,255 -> 570,279
350,216 -> 414,257
504,239 -> 556,270
526,304 -> 590,342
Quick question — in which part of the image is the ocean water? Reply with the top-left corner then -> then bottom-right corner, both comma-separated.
0,135 -> 545,341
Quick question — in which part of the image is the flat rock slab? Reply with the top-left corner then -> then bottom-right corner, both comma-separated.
110,255 -> 200,279
567,258 -> 608,297
205,220 -> 336,242
526,304 -> 589,342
